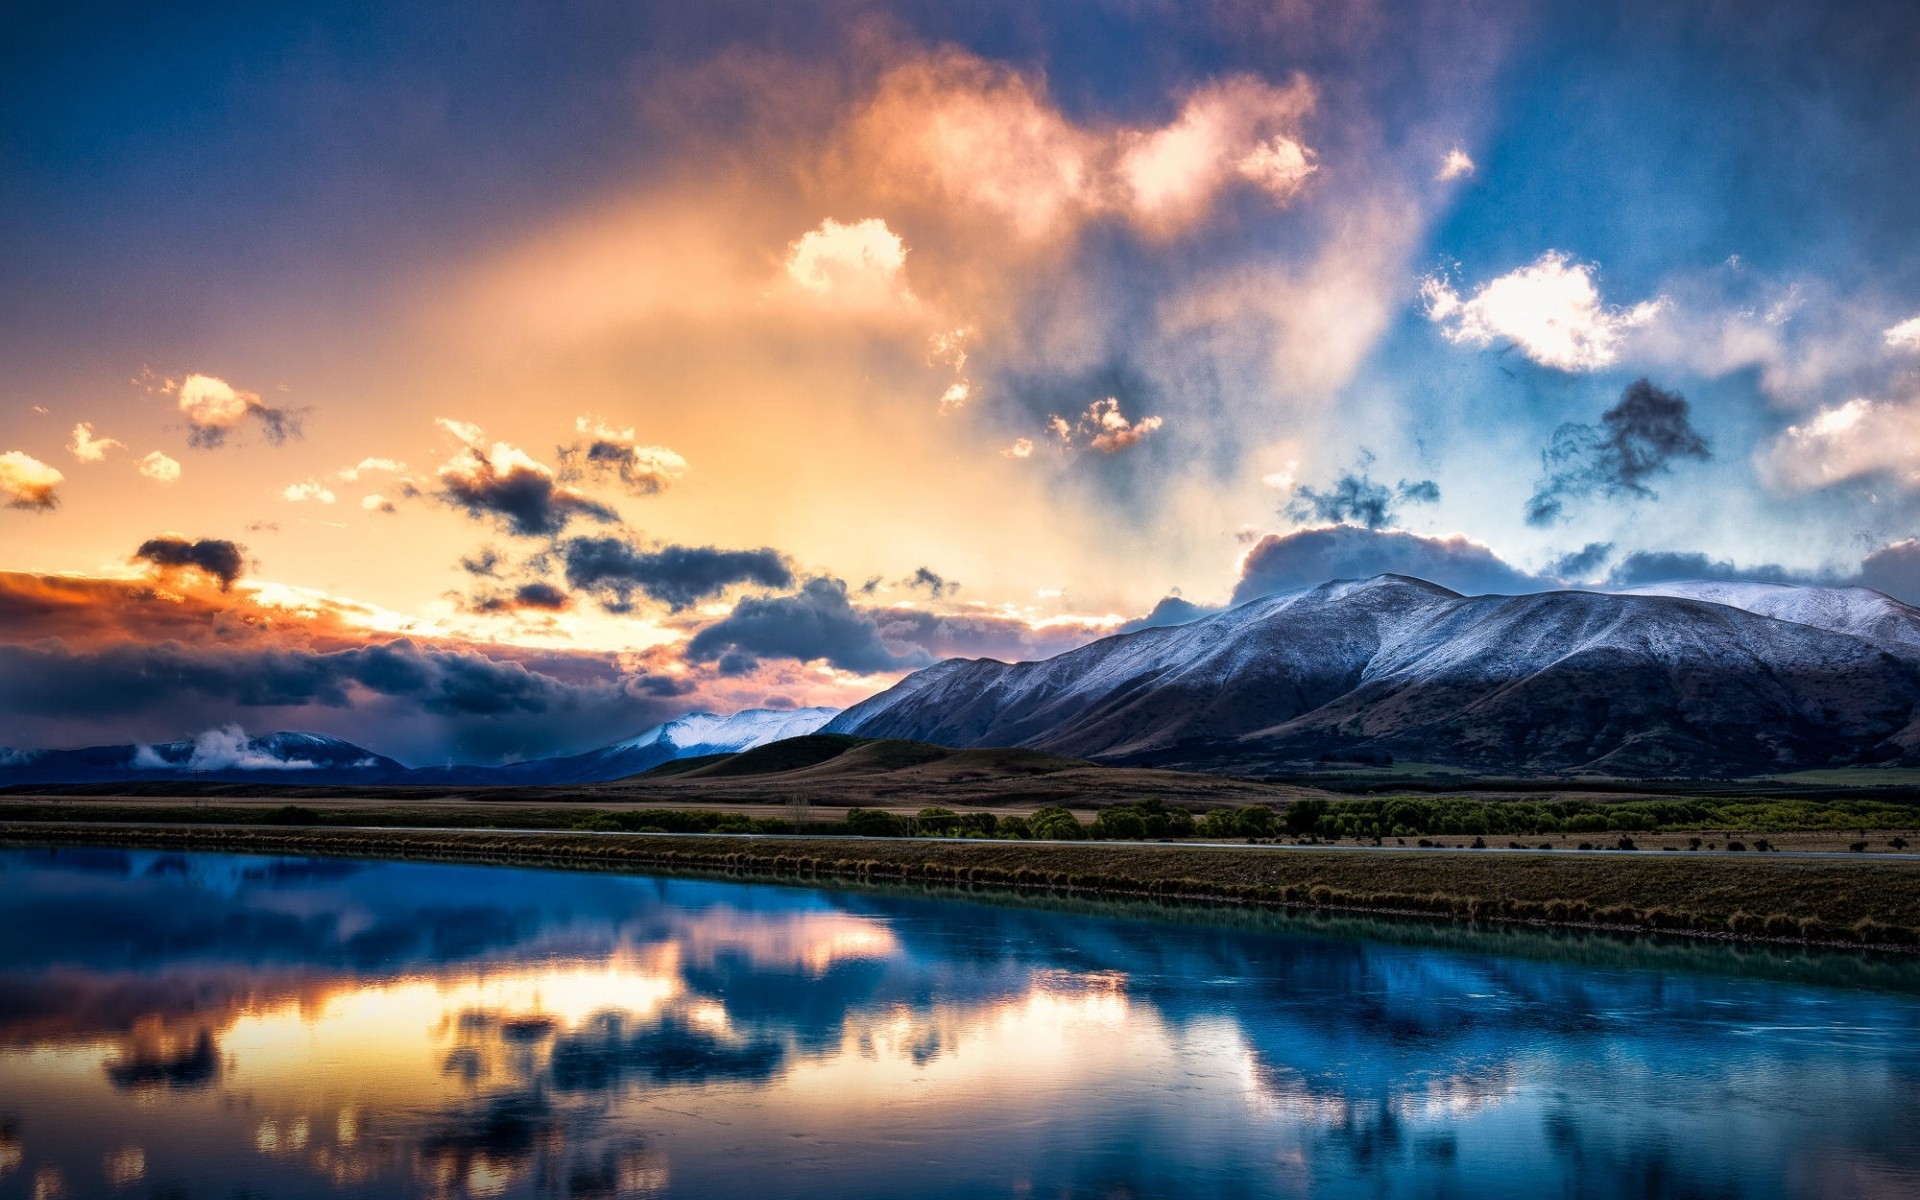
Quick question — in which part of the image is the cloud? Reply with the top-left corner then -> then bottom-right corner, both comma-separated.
1421,251 -> 1664,371
1046,397 -> 1164,453
1116,75 -> 1318,232
1231,526 -> 1549,605
784,217 -> 911,305
132,724 -> 323,772
938,381 -> 970,415
132,536 -> 247,590
361,493 -> 396,514
470,582 -> 573,615
1602,551 -> 1797,587
460,547 -> 504,577
559,418 -> 689,496
1118,595 -> 1218,633
1525,378 -> 1711,524
138,451 -> 181,484
1547,541 -> 1616,581
1436,147 -> 1475,181
901,567 -> 956,598
684,576 -> 931,675
1856,540 -> 1920,602
281,481 -> 338,504
1287,459 -> 1440,530
1885,316 -> 1920,352
0,451 -> 63,511
434,419 -> 617,537
1758,394 -> 1920,491
174,373 -> 302,448
1001,438 -> 1034,459
557,536 -> 793,612
0,637 -> 625,722
337,457 -> 404,481
848,52 -> 1317,242
67,423 -> 123,462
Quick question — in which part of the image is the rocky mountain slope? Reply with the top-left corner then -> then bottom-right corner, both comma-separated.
827,576 -> 1920,776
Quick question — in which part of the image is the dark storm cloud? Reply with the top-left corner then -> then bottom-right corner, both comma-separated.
902,567 -> 956,598
185,402 -> 304,450
1231,526 -> 1549,605
1548,541 -> 1616,581
1603,552 -> 1798,587
1118,595 -> 1219,633
1526,379 -> 1711,526
470,582 -> 572,614
1855,540 -> 1920,604
460,547 -> 503,576
133,536 -> 246,590
685,577 -> 932,675
1287,460 -> 1440,531
558,537 -> 793,613
0,638 -> 605,719
557,427 -> 687,497
437,456 -> 617,538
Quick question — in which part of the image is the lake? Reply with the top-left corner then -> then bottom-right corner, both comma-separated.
1,845 -> 1917,1198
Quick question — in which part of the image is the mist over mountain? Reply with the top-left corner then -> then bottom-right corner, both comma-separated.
828,576 -> 1920,777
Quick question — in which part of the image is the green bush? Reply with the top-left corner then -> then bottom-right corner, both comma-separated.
1028,806 -> 1086,841
845,808 -> 910,838
1091,809 -> 1148,841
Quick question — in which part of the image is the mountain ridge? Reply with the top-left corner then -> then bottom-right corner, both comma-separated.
827,575 -> 1920,776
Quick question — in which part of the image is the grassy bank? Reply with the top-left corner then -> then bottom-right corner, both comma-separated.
10,820 -> 1920,953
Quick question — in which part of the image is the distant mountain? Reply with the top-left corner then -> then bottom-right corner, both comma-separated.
0,729 -> 408,786
827,575 -> 1920,777
464,706 -> 842,785
0,707 -> 841,789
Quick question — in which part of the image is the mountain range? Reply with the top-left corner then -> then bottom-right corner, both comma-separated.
0,707 -> 839,788
826,576 -> 1920,777
10,575 -> 1920,785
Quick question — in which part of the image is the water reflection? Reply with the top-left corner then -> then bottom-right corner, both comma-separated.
1,846 -> 1917,1198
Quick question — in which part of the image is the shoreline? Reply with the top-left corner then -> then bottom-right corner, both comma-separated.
10,820 -> 1920,955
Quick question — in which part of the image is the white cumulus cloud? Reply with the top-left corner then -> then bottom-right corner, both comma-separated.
67,422 -> 123,462
1421,250 -> 1664,371
1759,396 -> 1920,491
785,217 -> 912,305
1436,147 -> 1475,181
282,481 -> 338,504
1885,315 -> 1920,352
138,451 -> 182,484
0,451 -> 62,510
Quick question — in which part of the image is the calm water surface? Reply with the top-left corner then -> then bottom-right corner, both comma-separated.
1,846 -> 1917,1199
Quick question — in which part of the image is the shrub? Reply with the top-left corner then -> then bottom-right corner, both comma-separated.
570,814 -> 623,832
997,816 -> 1033,839
1237,805 -> 1279,837
845,808 -> 910,838
1283,799 -> 1328,835
1762,913 -> 1798,938
1028,806 -> 1086,841
1850,841 -> 1869,854
268,805 -> 320,826
1091,809 -> 1149,841
914,808 -> 962,836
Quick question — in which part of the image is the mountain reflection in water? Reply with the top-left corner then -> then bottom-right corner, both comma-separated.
1,847 -> 1918,1198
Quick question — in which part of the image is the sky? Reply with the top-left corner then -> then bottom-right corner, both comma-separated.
5,0 -> 1920,764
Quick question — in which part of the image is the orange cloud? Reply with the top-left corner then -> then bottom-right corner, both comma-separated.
0,451 -> 62,510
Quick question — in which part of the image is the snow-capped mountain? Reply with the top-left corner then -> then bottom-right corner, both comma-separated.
0,708 -> 841,789
828,575 -> 1920,776
0,727 -> 407,786
475,706 -> 842,784
1615,580 -> 1920,659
